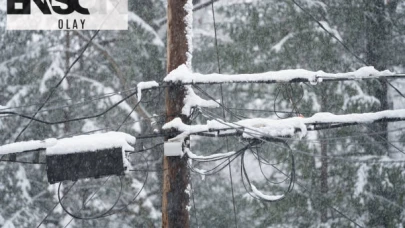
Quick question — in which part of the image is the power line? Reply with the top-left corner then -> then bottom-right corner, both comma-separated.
196,100 -> 405,164
59,94 -> 154,225
211,1 -> 239,227
0,90 -> 142,125
0,87 -> 138,113
36,181 -> 78,228
35,104 -> 152,226
198,109 -> 365,226
290,0 -> 367,65
290,0 -> 405,101
14,30 -> 101,142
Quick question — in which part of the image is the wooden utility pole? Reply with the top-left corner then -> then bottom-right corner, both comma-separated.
162,0 -> 190,227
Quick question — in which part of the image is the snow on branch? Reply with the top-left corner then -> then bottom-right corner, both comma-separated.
137,81 -> 159,101
164,64 -> 400,85
0,132 -> 135,156
128,12 -> 164,47
163,109 -> 405,141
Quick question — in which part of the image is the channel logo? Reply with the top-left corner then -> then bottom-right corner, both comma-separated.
7,0 -> 128,30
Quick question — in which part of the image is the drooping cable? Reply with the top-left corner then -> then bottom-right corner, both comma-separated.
14,30 -> 100,142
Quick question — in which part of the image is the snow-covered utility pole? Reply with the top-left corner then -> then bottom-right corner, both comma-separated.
162,0 -> 191,227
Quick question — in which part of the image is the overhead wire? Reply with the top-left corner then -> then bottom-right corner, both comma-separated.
14,30 -> 101,142
4,1 -> 404,227
35,181 -> 78,228
290,0 -> 405,101
32,27 -> 156,226
0,87 -> 138,113
198,109 -> 404,226
189,105 -> 297,201
196,100 -> 405,219
2,109 -> 168,165
197,108 -> 365,226
199,108 -> 404,163
0,86 -> 166,125
210,1 -> 239,227
60,93 -> 153,225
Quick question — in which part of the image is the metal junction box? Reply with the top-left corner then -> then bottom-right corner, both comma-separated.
46,147 -> 125,184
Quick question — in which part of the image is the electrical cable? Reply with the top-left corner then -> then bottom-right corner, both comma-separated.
290,0 -> 366,65
35,181 -> 78,228
199,108 -> 365,226
0,87 -> 138,113
0,91 -> 135,125
200,107 -> 405,218
210,1 -> 239,226
198,108 -> 405,163
59,100 -> 152,225
0,86 -> 166,125
290,0 -> 405,101
14,30 -> 101,142
58,176 -> 123,221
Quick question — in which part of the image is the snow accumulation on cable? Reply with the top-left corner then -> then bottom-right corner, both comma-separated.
164,64 -> 395,84
163,109 -> 405,140
47,132 -> 135,155
137,81 -> 159,102
162,117 -> 209,141
182,87 -> 219,116
305,109 -> 405,124
0,138 -> 57,155
251,184 -> 284,201
185,148 -> 236,160
209,118 -> 307,139
0,132 -> 136,156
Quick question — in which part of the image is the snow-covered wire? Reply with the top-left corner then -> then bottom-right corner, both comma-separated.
194,108 -> 296,200
58,112 -> 152,224
187,144 -> 249,176
290,0 -> 405,101
197,111 -> 368,226
197,107 -> 401,165
240,139 -> 295,202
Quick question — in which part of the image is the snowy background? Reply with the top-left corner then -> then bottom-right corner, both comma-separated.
1,0 -> 405,227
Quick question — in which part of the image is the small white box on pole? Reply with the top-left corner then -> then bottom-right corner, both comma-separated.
164,142 -> 183,156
